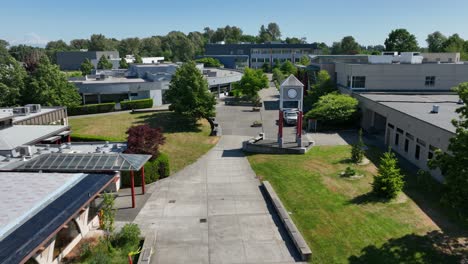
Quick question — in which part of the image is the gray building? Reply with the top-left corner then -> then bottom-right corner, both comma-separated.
205,43 -> 319,69
57,51 -> 120,71
356,93 -> 460,181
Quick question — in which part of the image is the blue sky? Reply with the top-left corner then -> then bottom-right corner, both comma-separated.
1,0 -> 468,47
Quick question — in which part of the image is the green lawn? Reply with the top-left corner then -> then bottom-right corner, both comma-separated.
247,146 -> 463,264
69,111 -> 218,173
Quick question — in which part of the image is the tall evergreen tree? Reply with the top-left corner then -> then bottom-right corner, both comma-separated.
372,150 -> 404,199
80,58 -> 94,76
97,55 -> 113,69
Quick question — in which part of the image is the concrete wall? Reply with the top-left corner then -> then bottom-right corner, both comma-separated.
421,53 -> 460,63
336,62 -> 468,91
356,94 -> 452,181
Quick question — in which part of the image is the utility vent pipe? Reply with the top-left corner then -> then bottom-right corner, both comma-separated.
431,104 -> 439,114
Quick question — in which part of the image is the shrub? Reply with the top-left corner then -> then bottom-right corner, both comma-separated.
351,129 -> 365,163
372,150 -> 404,199
304,93 -> 359,128
121,152 -> 170,187
115,223 -> 141,247
68,102 -> 115,116
125,124 -> 165,158
120,98 -> 153,110
195,57 -> 223,67
343,167 -> 356,177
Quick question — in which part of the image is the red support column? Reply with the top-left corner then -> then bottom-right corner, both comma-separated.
67,135 -> 71,143
130,171 -> 136,208
278,110 -> 283,146
141,167 -> 145,194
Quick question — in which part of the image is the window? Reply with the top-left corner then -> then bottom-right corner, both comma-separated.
428,145 -> 437,160
395,133 -> 399,146
417,138 -> 426,147
448,58 -> 453,63
352,76 -> 366,88
425,76 -> 436,86
397,128 -> 404,134
251,58 -> 257,63
388,123 -> 395,129
347,76 -> 351,87
130,93 -> 138,97
406,132 -> 414,140
257,58 -> 264,63
404,139 -> 409,152
295,58 -> 300,63
237,49 -> 244,55
415,145 -> 421,160
265,58 -> 270,63
252,49 -> 260,54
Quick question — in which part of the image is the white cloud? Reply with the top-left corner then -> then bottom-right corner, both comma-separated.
9,33 -> 49,47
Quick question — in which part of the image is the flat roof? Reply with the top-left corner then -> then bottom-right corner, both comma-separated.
71,77 -> 148,84
359,93 -> 461,133
0,173 -> 114,264
0,125 -> 69,150
0,172 -> 86,240
0,107 -> 64,123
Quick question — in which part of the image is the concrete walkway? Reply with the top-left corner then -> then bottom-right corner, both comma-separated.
134,135 -> 301,264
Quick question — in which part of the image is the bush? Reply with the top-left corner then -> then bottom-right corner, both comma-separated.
372,150 -> 404,199
304,93 -> 359,129
68,102 -> 115,116
121,152 -> 170,187
195,57 -> 223,67
115,223 -> 141,247
343,167 -> 356,177
120,98 -> 153,110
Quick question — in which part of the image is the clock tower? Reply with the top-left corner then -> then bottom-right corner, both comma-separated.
278,74 -> 304,147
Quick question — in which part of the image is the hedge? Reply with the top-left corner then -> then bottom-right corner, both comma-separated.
120,98 -> 153,110
121,152 -> 170,187
68,102 -> 115,116
71,134 -> 122,142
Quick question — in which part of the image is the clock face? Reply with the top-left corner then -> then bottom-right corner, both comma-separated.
287,88 -> 298,99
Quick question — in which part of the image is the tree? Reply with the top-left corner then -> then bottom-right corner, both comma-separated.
118,37 -> 141,56
23,49 -> 45,73
100,193 -> 115,235
0,39 -> 9,56
239,35 -> 258,43
304,70 -> 336,110
119,57 -> 129,69
261,62 -> 271,73
97,55 -> 113,69
80,58 -> 94,76
89,34 -> 116,51
285,37 -> 307,44
426,31 -> 447,52
134,54 -> 143,64
162,31 -> 195,61
351,129 -> 365,163
384,29 -> 419,52
23,56 -> 81,107
443,34 -> 465,53
195,57 -> 222,67
272,68 -> 285,87
125,124 -> 165,159
188,31 -> 205,55
299,55 -> 310,66
165,61 -> 217,134
258,25 -> 272,43
8,44 -> 43,63
280,61 -> 297,75
372,150 -> 404,199
429,82 -> 468,219
69,39 -> 90,50
0,55 -> 26,107
341,36 -> 361,54
224,26 -> 243,44
140,36 -> 163,57
267,23 -> 281,40
45,40 -> 69,62
304,93 -> 358,127
203,27 -> 215,43
233,68 -> 268,99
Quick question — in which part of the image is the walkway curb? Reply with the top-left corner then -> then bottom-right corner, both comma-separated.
263,181 -> 312,261
137,231 -> 157,264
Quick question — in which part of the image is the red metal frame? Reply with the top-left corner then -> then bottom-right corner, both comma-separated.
141,167 -> 145,194
130,171 -> 135,208
278,110 -> 283,139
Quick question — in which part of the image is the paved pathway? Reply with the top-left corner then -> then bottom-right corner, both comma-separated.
134,135 -> 301,264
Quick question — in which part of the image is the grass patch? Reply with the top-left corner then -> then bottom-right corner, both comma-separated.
247,145 -> 463,264
69,111 -> 218,173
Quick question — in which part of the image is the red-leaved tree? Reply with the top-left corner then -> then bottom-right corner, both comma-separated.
125,124 -> 165,159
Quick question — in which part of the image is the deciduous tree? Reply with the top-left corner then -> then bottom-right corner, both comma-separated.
0,55 -> 26,106
233,68 -> 268,99
384,29 -> 419,52
165,61 -> 217,134
125,124 -> 166,159
426,31 -> 447,52
429,82 -> 468,219
119,57 -> 129,69
97,55 -> 113,69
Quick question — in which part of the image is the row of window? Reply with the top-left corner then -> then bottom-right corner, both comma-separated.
388,123 -> 438,162
251,49 -> 310,54
251,57 -> 302,63
346,76 -> 438,89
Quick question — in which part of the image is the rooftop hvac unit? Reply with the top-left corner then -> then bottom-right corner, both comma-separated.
25,104 -> 42,113
13,106 -> 30,116
17,145 -> 35,157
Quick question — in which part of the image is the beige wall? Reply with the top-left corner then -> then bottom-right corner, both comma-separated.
336,63 -> 468,91
355,94 -> 453,181
421,53 -> 460,63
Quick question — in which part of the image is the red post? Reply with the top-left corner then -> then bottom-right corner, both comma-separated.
141,166 -> 145,194
130,171 -> 136,208
278,110 -> 283,138
67,135 -> 71,143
